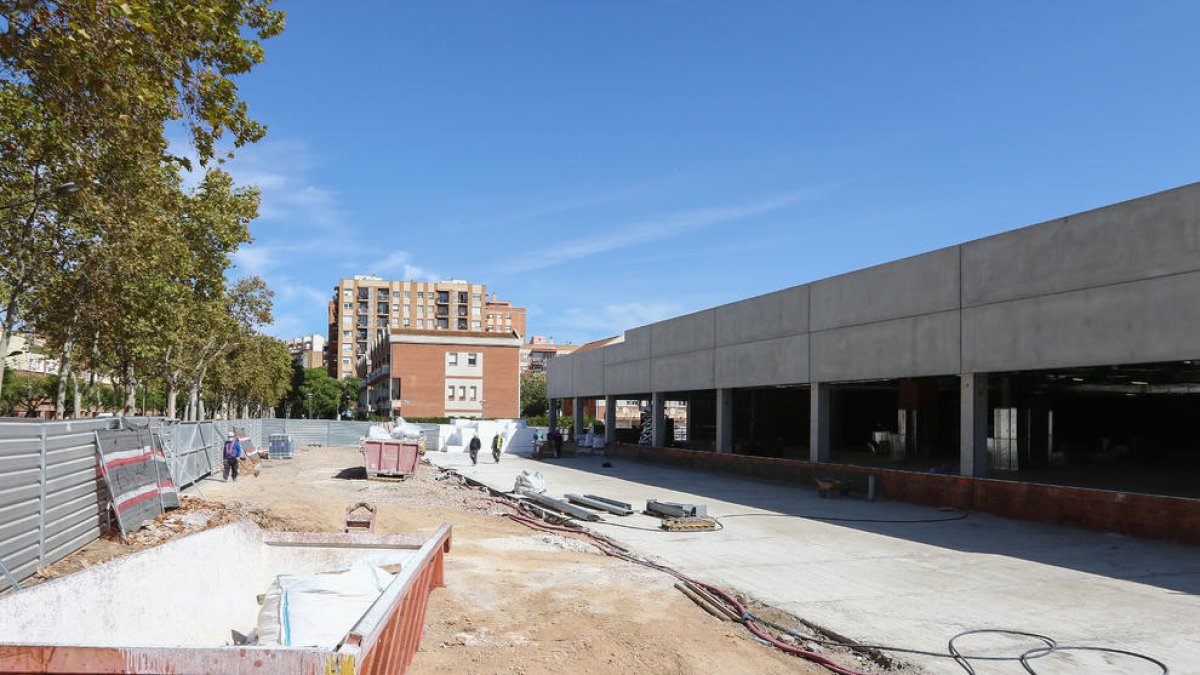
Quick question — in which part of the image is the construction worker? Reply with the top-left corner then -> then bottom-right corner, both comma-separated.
491,432 -> 503,463
222,432 -> 242,481
468,433 -> 481,466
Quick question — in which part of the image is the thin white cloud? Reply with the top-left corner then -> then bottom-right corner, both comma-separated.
510,186 -> 838,274
370,250 -> 439,281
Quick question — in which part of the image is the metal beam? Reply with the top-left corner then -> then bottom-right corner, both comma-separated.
565,494 -> 633,516
522,493 -> 601,521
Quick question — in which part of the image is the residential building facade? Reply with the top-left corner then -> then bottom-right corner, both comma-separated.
520,336 -> 578,373
360,330 -> 522,419
285,334 -> 326,370
327,276 -> 526,380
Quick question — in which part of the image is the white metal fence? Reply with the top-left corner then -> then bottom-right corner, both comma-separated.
212,419 -> 375,450
0,416 -> 221,593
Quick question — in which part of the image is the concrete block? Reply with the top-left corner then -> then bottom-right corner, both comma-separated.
570,348 -> 605,397
650,309 -> 716,357
604,359 -> 651,396
962,270 -> 1200,372
603,326 -> 651,364
811,310 -> 960,381
545,359 -> 573,399
962,182 -> 1200,307
714,334 -> 810,388
651,350 -> 715,392
715,285 -> 809,346
810,246 -> 960,331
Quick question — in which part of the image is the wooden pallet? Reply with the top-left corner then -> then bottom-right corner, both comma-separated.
661,516 -> 718,531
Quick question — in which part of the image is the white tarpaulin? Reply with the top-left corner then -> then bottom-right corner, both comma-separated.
256,562 -> 393,649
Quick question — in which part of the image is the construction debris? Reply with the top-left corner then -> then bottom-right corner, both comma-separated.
661,516 -> 719,532
645,499 -> 707,518
565,493 -> 633,516
521,492 -> 601,522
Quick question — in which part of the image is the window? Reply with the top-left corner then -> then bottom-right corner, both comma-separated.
343,344 -> 351,351
467,353 -> 477,367
437,318 -> 448,329
447,386 -> 456,401
437,291 -> 449,303
403,290 -> 410,299
472,293 -> 481,302
448,352 -> 458,366
357,288 -> 369,300
392,317 -> 400,327
342,357 -> 350,365
472,320 -> 481,329
457,318 -> 468,330
343,316 -> 351,324
343,290 -> 352,299
416,319 -> 424,328
403,318 -> 410,327
416,305 -> 424,316
343,302 -> 352,310
358,302 -> 368,312
393,290 -> 400,298
342,330 -> 350,338
417,291 -> 424,300
457,292 -> 468,303
378,303 -> 389,314
402,305 -> 410,315
469,386 -> 477,401
471,307 -> 480,316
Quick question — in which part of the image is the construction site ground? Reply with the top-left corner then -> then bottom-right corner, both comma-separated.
427,445 -> 1198,675
30,446 -> 890,675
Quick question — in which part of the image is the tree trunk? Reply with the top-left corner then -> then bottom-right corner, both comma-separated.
122,362 -> 136,414
0,295 -> 19,397
71,372 -> 81,418
166,387 -> 178,420
55,337 -> 75,419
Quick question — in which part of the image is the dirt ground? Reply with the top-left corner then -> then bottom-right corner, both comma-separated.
33,446 -> 908,675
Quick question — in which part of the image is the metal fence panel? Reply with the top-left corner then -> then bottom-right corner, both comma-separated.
0,418 -> 120,593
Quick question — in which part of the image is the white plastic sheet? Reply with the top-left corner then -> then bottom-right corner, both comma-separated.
257,562 -> 393,649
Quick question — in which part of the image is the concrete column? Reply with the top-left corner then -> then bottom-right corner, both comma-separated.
716,388 -> 733,453
809,382 -> 831,463
960,372 -> 989,477
572,397 -> 585,439
604,395 -> 616,443
652,392 -> 666,447
548,399 -> 557,430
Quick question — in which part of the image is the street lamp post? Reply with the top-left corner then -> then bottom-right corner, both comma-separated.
0,182 -> 82,211
306,392 -> 313,420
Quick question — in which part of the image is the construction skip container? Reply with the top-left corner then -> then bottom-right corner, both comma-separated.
362,440 -> 420,479
0,520 -> 452,674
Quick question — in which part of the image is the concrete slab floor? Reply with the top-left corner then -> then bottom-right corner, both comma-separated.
428,449 -> 1197,674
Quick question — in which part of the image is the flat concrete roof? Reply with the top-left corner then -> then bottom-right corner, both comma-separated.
428,449 -> 1197,674
549,182 -> 1200,398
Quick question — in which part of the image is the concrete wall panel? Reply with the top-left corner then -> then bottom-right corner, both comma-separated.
603,326 -> 651,364
962,183 -> 1200,307
604,359 -> 651,396
715,286 -> 808,346
545,359 -> 573,399
962,271 -> 1200,372
810,247 -> 960,331
811,311 -> 961,381
570,349 -> 606,397
650,309 -> 716,357
715,334 -> 810,388
651,350 -> 715,392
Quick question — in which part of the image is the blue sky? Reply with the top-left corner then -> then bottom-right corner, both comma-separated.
213,1 -> 1200,344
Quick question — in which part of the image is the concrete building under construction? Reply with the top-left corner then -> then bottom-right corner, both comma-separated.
546,183 -> 1200,541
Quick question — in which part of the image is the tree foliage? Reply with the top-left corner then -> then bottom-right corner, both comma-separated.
520,371 -> 547,418
0,1 -> 291,418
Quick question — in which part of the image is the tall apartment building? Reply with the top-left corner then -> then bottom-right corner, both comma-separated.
285,334 -> 326,369
327,276 -> 526,380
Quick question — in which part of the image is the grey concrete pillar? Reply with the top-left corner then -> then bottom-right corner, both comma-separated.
960,372 -> 989,477
652,392 -> 667,447
809,382 -> 831,463
604,395 -> 616,443
548,399 -> 557,430
572,397 -> 585,439
716,388 -> 733,453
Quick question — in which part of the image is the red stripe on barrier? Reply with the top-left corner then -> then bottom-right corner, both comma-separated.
103,451 -> 154,471
115,489 -> 159,513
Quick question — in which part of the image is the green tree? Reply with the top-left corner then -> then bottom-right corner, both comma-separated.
520,371 -> 547,417
339,376 -> 360,419
294,368 -> 341,419
0,0 -> 284,396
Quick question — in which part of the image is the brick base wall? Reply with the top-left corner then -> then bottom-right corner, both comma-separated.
607,444 -> 1200,545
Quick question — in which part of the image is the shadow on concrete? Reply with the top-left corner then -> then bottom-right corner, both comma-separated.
535,452 -> 1200,596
